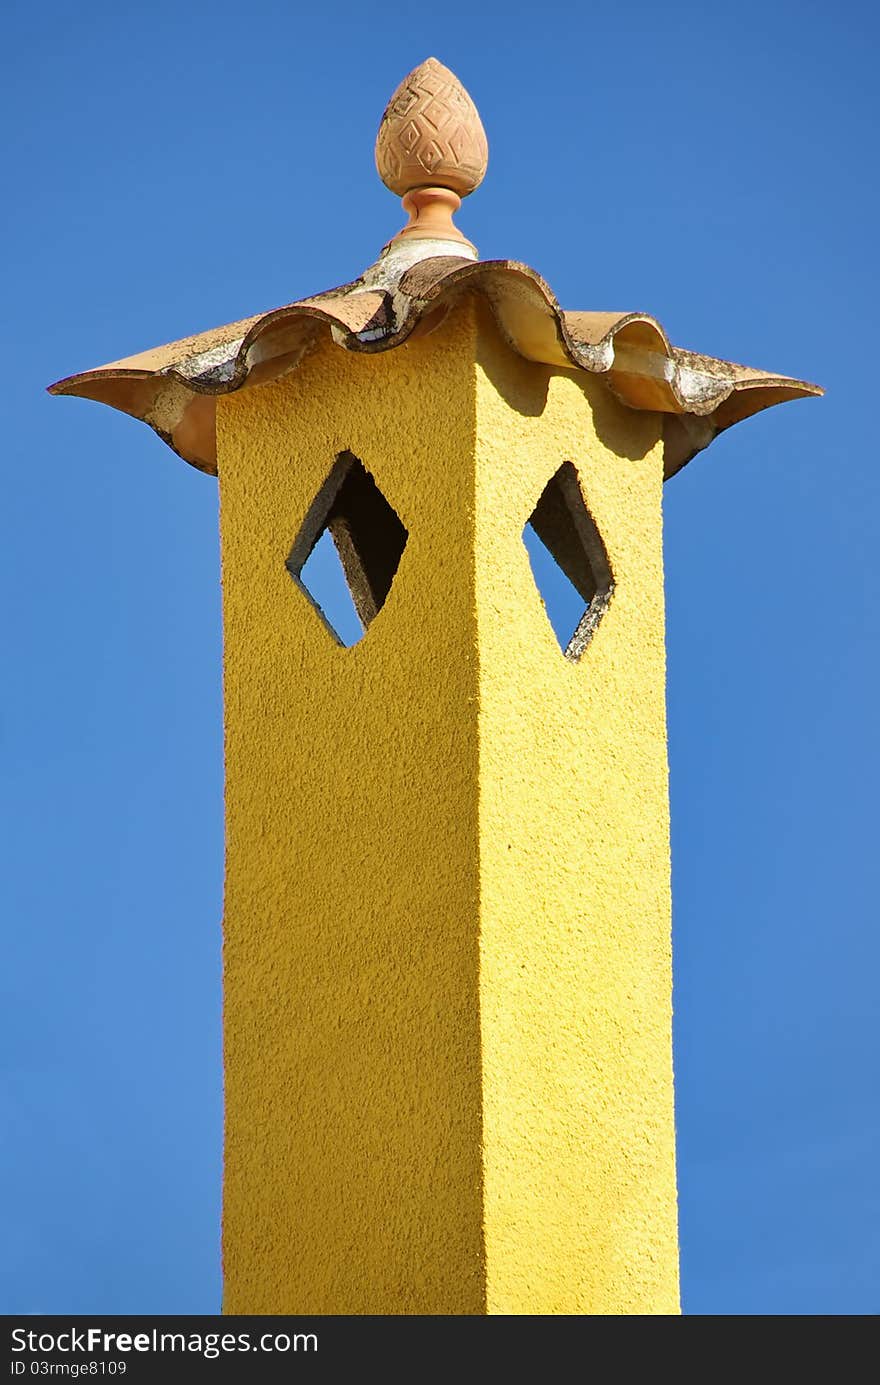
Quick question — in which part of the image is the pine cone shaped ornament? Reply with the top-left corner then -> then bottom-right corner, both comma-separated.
375,57 -> 489,198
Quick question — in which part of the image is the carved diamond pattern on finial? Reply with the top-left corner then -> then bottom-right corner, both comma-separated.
421,98 -> 451,132
391,89 -> 419,119
420,141 -> 444,174
400,121 -> 420,154
448,126 -> 471,164
376,57 -> 489,199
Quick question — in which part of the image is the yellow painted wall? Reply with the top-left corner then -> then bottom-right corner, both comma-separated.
474,303 -> 679,1313
216,293 -> 679,1314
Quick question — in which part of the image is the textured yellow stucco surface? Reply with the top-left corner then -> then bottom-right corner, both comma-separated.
474,305 -> 679,1313
216,294 -> 679,1315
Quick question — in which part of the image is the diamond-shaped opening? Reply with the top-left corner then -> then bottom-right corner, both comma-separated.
286,452 -> 408,647
523,461 -> 614,661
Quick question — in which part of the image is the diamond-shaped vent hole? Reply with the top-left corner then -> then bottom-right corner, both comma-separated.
523,461 -> 614,661
286,452 -> 408,647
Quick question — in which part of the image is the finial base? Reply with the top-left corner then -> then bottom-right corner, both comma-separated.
388,188 -> 477,255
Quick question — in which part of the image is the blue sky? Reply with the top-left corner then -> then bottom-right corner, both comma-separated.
2,0 -> 877,1316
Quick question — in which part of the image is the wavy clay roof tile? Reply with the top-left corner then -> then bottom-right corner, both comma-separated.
49,56 -> 821,479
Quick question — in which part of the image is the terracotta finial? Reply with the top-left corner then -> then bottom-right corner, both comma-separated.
375,57 -> 488,251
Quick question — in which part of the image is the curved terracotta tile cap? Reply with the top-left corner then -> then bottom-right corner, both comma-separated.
48,60 -> 821,480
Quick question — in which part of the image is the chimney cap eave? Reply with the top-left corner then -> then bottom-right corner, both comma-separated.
48,255 -> 822,479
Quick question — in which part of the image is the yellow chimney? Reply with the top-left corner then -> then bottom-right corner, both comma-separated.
49,57 -> 821,1315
